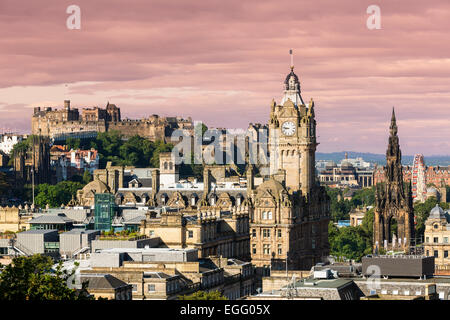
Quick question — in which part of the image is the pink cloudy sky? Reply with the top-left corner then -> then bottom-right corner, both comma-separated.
0,0 -> 449,156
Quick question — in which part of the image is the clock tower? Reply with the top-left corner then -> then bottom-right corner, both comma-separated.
268,61 -> 317,195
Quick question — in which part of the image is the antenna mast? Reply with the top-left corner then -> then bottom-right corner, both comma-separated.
290,49 -> 294,70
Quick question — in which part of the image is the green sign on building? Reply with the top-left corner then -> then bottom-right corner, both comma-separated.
94,193 -> 116,231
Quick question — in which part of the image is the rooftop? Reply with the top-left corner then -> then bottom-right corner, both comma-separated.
100,247 -> 198,254
18,229 -> 59,235
80,274 -> 130,290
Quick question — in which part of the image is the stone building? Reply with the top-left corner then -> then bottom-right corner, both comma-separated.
374,161 -> 449,200
373,109 -> 415,252
0,206 -> 32,232
13,135 -> 51,186
51,146 -> 99,182
0,134 -> 27,155
318,161 -> 374,188
72,64 -> 330,274
424,205 -> 450,274
139,207 -> 250,260
31,100 -> 193,142
80,248 -> 255,300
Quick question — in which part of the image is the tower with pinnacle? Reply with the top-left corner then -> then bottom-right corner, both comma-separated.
373,108 -> 415,252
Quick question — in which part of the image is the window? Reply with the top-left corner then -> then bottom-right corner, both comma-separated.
278,244 -> 282,255
268,211 -> 272,219
434,250 -> 439,258
445,251 -> 448,258
252,244 -> 256,254
426,237 -> 429,243
444,237 -> 448,244
262,211 -> 267,220
252,229 -> 256,237
278,230 -> 282,238
312,239 -> 316,249
188,230 -> 193,238
148,284 -> 155,292
415,290 -> 422,295
434,237 -> 439,243
404,290 -> 410,296
426,250 -> 429,256
263,244 -> 270,255
132,284 -> 137,292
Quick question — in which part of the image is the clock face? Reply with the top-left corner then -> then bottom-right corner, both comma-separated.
281,121 -> 296,136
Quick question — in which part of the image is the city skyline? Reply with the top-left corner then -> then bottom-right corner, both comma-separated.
1,0 -> 450,156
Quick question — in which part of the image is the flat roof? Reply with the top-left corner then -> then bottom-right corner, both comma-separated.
352,276 -> 450,284
62,229 -> 100,235
18,229 -> 58,235
100,247 -> 198,254
292,278 -> 354,289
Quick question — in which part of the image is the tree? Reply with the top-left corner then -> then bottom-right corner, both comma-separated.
34,181 -> 84,207
180,152 -> 204,179
414,197 -> 449,239
0,172 -> 10,195
150,140 -> 173,168
82,170 -> 93,184
328,222 -> 373,262
325,186 -> 376,222
178,290 -> 227,300
66,137 -> 81,150
0,255 -> 92,300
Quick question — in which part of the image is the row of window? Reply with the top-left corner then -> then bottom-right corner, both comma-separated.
252,244 -> 283,255
426,236 -> 449,244
252,229 -> 282,238
426,250 -> 449,258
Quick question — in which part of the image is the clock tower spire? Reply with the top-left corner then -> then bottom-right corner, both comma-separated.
268,55 -> 317,194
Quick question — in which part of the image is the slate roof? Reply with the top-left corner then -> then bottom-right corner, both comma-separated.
81,274 -> 130,290
28,214 -> 74,224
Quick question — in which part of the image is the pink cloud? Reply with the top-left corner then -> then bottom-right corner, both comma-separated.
0,0 -> 449,156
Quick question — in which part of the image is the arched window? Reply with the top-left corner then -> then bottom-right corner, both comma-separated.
268,211 -> 272,219
169,162 -> 173,170
164,162 -> 168,170
262,211 -> 267,220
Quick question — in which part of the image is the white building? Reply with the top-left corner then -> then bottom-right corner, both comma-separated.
0,134 -> 26,155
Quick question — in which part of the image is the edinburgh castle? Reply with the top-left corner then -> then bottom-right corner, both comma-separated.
32,100 -> 194,142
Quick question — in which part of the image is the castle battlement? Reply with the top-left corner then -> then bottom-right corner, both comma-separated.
31,100 -> 193,142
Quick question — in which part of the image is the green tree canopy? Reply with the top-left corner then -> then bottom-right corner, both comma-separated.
34,181 -> 84,208
414,197 -> 449,239
82,170 -> 93,184
328,222 -> 373,262
0,255 -> 92,300
178,290 -> 227,300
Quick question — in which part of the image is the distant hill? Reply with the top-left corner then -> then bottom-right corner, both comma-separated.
316,151 -> 450,166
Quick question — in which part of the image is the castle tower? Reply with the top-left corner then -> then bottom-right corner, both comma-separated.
373,108 -> 415,252
268,51 -> 317,194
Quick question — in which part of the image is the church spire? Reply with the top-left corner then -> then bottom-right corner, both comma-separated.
390,107 -> 398,136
